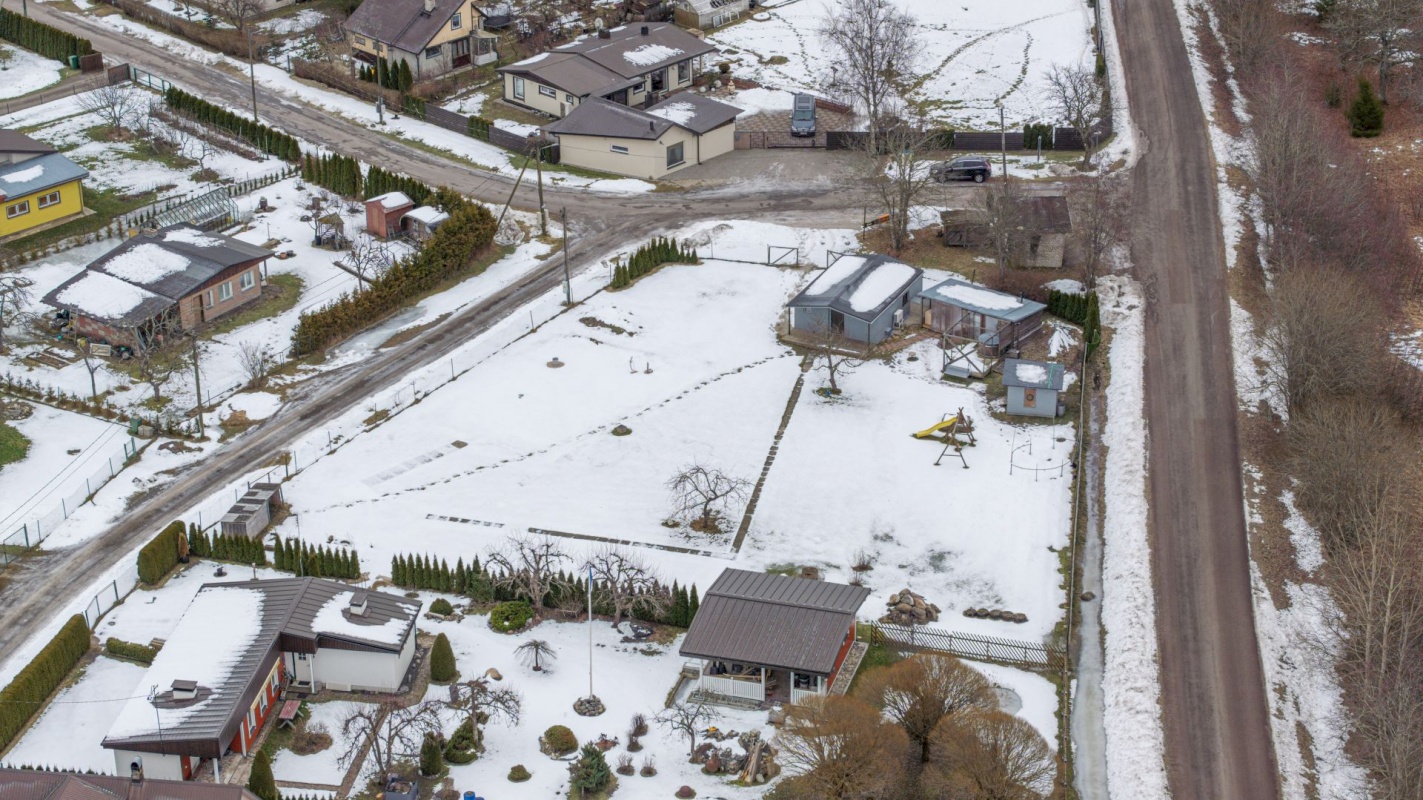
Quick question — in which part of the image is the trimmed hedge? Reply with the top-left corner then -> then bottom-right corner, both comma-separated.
103,638 -> 158,665
445,718 -> 478,764
489,601 -> 533,634
163,87 -> 302,162
137,521 -> 186,586
272,535 -> 359,579
430,632 -> 457,682
1046,289 -> 1101,357
0,615 -> 90,752
187,527 -> 267,566
0,9 -> 92,64
302,152 -> 363,198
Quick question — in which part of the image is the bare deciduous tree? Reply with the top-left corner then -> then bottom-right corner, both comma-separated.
818,0 -> 922,150
1261,264 -> 1384,414
211,0 -> 264,34
486,533 -> 572,616
338,699 -> 444,780
129,313 -> 185,403
927,710 -> 1057,799
78,84 -> 145,137
1043,63 -> 1104,168
344,235 -> 396,288
1075,174 -> 1123,289
450,677 -> 522,752
515,639 -> 557,672
866,116 -> 937,253
855,653 -> 997,764
774,695 -> 909,800
666,463 -> 751,532
979,178 -> 1034,281
237,340 -> 275,390
656,699 -> 714,760
0,274 -> 33,355
585,545 -> 667,627
806,320 -> 867,394
1325,0 -> 1419,104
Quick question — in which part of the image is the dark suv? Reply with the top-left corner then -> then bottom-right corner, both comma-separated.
790,93 -> 816,137
930,157 -> 992,183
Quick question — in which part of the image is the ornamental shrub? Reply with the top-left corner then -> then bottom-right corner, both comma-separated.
104,638 -> 158,665
137,520 -> 186,585
444,718 -> 479,764
430,598 -> 455,616
0,615 -> 90,752
543,725 -> 578,757
508,764 -> 532,782
419,732 -> 445,776
569,743 -> 612,796
246,751 -> 279,800
489,601 -> 533,633
430,633 -> 458,683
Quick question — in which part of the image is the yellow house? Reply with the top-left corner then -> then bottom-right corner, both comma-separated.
346,0 -> 498,81
0,130 -> 89,240
544,95 -> 740,180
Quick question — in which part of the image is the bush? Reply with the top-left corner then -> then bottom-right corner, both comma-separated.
430,598 -> 455,616
543,724 -> 578,757
489,601 -> 533,633
508,764 -> 532,782
104,638 -> 158,665
137,521 -> 186,585
419,732 -> 445,776
1347,77 -> 1384,138
1023,122 -> 1053,151
246,751 -> 279,800
430,633 -> 458,683
0,615 -> 90,753
163,87 -> 301,161
570,743 -> 612,795
444,718 -> 478,764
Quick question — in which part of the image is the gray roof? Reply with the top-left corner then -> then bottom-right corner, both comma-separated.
500,23 -> 716,95
1002,358 -> 1066,390
1020,194 -> 1072,234
89,223 -> 272,300
0,151 -> 88,198
646,92 -> 741,134
500,51 -> 634,98
346,0 -> 482,54
786,254 -> 923,323
921,277 -> 1046,323
678,569 -> 870,675
546,97 -> 675,139
0,129 -> 57,155
0,769 -> 260,800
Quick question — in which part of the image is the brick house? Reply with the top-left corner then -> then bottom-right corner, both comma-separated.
43,224 -> 274,348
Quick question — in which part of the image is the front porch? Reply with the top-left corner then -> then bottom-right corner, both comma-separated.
689,642 -> 868,708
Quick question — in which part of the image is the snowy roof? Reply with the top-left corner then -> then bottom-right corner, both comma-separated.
678,0 -> 749,13
645,93 -> 741,135
787,254 -> 923,322
404,205 -> 449,226
1002,358 -> 1065,390
86,223 -> 273,299
921,277 -> 1045,323
503,23 -> 716,93
345,0 -> 484,54
0,151 -> 88,198
45,270 -> 173,326
368,191 -> 414,210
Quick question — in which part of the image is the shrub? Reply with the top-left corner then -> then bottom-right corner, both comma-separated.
0,9 -> 93,63
1023,122 -> 1053,151
419,732 -> 445,776
104,638 -> 158,665
246,751 -> 279,800
508,764 -> 532,782
1324,82 -> 1342,108
137,520 -> 186,585
676,786 -> 696,798
569,743 -> 612,795
429,598 -> 454,616
0,615 -> 90,752
489,601 -> 533,633
162,87 -> 301,161
430,633 -> 458,683
543,724 -> 578,757
1347,77 -> 1384,137
444,718 -> 478,764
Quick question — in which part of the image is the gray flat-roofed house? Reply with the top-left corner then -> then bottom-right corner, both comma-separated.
785,254 -> 923,345
1002,358 -> 1066,417
921,277 -> 1046,356
680,568 -> 870,706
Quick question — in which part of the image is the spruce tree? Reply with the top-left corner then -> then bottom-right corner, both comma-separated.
1348,77 -> 1384,137
350,550 -> 361,579
688,585 -> 699,624
430,633 -> 457,682
569,743 -> 612,797
246,751 -> 280,800
419,732 -> 445,776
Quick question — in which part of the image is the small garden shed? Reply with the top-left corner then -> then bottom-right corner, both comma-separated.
1002,358 -> 1065,418
365,191 -> 414,239
219,482 -> 284,538
785,254 -> 922,345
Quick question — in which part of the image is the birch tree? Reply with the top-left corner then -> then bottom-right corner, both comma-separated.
818,0 -> 922,150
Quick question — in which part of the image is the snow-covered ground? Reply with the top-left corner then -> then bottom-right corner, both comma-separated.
0,405 -> 126,539
0,44 -> 65,100
270,699 -> 369,786
712,0 -> 1095,130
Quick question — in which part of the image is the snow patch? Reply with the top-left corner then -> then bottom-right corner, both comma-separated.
1015,363 -> 1048,384
927,282 -> 1024,312
102,243 -> 192,285
647,101 -> 697,126
162,227 -> 223,247
846,261 -> 916,313
0,164 -> 43,184
804,254 -> 867,296
310,590 -> 412,646
226,392 -> 282,421
622,43 -> 684,66
55,271 -> 161,319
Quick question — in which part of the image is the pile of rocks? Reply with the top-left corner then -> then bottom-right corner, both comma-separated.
881,588 -> 940,625
0,399 -> 33,421
572,695 -> 605,716
962,608 -> 1028,623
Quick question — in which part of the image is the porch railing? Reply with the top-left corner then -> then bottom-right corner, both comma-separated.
790,686 -> 824,705
700,673 -> 764,702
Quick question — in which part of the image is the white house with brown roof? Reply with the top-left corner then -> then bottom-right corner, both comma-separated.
346,0 -> 498,80
498,23 -> 717,118
544,94 -> 740,179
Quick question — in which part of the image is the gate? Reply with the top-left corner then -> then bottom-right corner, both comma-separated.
767,245 -> 799,266
869,621 -> 1068,671
735,130 -> 767,150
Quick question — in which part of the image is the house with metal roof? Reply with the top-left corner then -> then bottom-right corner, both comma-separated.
1003,357 -> 1066,417
543,94 -> 740,179
346,0 -> 498,80
785,254 -> 923,345
0,130 -> 89,241
679,569 -> 870,707
921,277 -> 1047,363
102,578 -> 420,782
0,767 -> 261,800
43,224 -> 273,349
499,23 -> 718,118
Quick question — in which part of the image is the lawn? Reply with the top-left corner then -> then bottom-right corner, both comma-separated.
0,422 -> 30,468
204,273 -> 306,337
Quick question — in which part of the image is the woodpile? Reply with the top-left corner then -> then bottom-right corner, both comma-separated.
881,588 -> 940,625
696,731 -> 779,783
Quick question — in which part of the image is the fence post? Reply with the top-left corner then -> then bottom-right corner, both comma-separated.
62,499 -> 67,518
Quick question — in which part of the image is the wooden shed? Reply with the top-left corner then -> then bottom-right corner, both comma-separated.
219,482 -> 284,538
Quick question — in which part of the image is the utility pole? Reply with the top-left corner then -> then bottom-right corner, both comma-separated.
999,105 -> 1008,179
561,208 -> 571,306
247,31 -> 260,123
532,138 -> 548,237
189,335 -> 204,440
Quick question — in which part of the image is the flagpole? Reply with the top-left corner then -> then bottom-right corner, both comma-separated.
587,564 -> 594,699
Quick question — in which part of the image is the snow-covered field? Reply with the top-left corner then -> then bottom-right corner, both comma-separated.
712,0 -> 1095,129
0,45 -> 65,100
0,405 -> 125,537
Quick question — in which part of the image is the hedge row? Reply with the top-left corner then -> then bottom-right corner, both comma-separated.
273,534 -> 360,579
1046,289 -> 1101,356
186,525 -> 266,566
291,193 -> 497,355
359,57 -> 413,93
0,615 -> 90,752
1023,122 -> 1054,150
365,166 -> 433,207
0,9 -> 92,64
610,237 -> 697,289
302,152 -> 363,198
162,87 -> 302,162
104,637 -> 158,665
137,521 -> 186,586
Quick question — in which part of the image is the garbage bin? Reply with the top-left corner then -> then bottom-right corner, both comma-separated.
68,54 -> 80,69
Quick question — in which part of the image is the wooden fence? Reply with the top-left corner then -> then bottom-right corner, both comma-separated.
868,621 -> 1068,671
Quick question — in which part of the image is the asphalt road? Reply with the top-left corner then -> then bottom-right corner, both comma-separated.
1113,0 -> 1282,797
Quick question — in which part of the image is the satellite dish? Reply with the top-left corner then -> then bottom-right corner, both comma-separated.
594,17 -> 605,29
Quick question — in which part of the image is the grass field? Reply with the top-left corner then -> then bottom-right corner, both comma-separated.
0,422 -> 31,469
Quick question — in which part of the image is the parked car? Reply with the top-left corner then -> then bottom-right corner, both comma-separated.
930,157 -> 992,183
790,93 -> 816,137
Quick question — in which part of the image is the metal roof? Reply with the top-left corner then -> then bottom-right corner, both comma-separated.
0,129 -> 58,155
500,52 -> 631,98
0,151 -> 88,198
785,253 -> 923,323
1002,357 -> 1066,390
545,97 -> 675,140
921,277 -> 1046,323
87,223 -> 273,301
346,0 -> 483,54
561,23 -> 717,79
678,569 -> 869,675
645,92 -> 741,135
0,769 -> 260,800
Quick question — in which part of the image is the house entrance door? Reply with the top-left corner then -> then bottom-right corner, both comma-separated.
452,37 -> 472,67
830,310 -> 845,334
651,68 -> 666,92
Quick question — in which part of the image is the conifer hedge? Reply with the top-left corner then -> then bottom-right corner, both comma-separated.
104,638 -> 158,665
137,521 -> 186,586
364,166 -> 432,207
0,9 -> 92,64
610,237 -> 698,289
185,526 -> 267,566
0,615 -> 90,752
1046,289 -> 1102,356
272,534 -> 361,579
162,87 -> 302,162
301,152 -> 363,197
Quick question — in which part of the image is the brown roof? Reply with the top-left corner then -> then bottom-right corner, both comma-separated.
499,52 -> 633,98
1020,195 -> 1071,233
500,23 -> 716,96
346,0 -> 482,54
0,770 -> 258,800
0,129 -> 57,156
678,569 -> 869,675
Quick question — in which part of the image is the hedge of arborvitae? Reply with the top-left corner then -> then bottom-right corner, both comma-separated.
302,152 -> 363,197
0,9 -> 92,63
103,638 -> 158,665
162,87 -> 302,161
610,237 -> 698,289
361,56 -> 413,93
291,191 -> 497,355
185,526 -> 267,566
0,615 -> 90,752
388,552 -> 700,626
365,166 -> 433,207
1023,122 -> 1054,150
467,116 -> 492,141
1046,289 -> 1101,356
137,520 -> 186,586
272,534 -> 361,579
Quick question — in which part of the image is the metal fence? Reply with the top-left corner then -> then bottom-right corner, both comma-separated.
0,63 -> 130,117
82,580 -> 123,629
869,621 -> 1068,671
130,66 -> 171,93
2,437 -> 141,565
824,124 -> 1112,153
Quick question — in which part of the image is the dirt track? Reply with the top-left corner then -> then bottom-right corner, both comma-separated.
1112,0 -> 1282,797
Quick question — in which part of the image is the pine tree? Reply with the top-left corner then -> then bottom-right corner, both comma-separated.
430,633 -> 457,682
688,584 -> 699,623
392,556 -> 403,586
397,60 -> 414,93
1348,76 -> 1384,137
350,550 -> 361,579
247,751 -> 281,800
419,731 -> 445,776
569,743 -> 612,797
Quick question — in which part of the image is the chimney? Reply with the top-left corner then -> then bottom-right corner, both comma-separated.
598,28 -> 611,39
129,757 -> 144,784
170,679 -> 197,701
349,591 -> 369,617
423,0 -> 434,12
641,25 -> 649,36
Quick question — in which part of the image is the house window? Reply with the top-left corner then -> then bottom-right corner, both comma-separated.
512,76 -> 525,100
240,270 -> 256,291
539,85 -> 556,98
677,59 -> 689,83
610,144 -> 629,155
451,12 -> 462,29
5,201 -> 28,218
666,141 -> 684,168
218,281 -> 234,302
354,35 -> 367,46
425,45 -> 442,59
204,290 -> 214,309
566,93 -> 575,104
258,692 -> 268,713
1024,388 -> 1037,408
376,42 -> 384,52
37,190 -> 61,209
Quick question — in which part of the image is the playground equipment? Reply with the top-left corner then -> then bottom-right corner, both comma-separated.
912,408 -> 976,468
